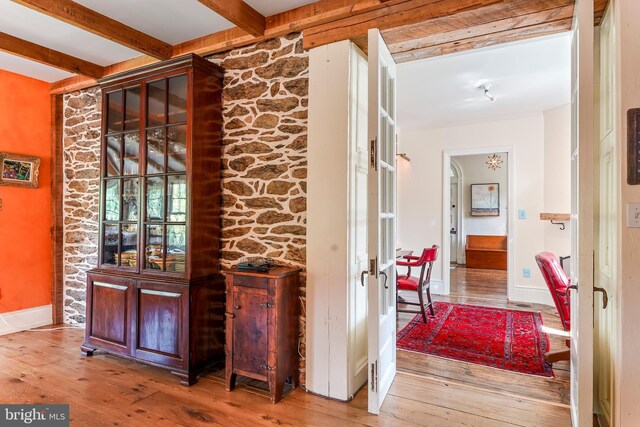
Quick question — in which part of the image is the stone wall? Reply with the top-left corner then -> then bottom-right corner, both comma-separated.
61,34 -> 308,381
62,88 -> 101,325
208,33 -> 308,383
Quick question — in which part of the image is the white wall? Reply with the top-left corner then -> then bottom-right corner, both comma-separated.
543,104 -> 572,257
455,154 -> 508,249
398,112 -> 570,305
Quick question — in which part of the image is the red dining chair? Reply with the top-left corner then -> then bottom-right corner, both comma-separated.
396,245 -> 439,323
535,251 -> 571,363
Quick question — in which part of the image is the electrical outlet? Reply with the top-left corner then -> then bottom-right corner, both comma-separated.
523,268 -> 531,278
518,209 -> 526,219
627,204 -> 640,227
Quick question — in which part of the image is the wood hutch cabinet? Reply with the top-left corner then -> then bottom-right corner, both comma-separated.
224,267 -> 300,403
81,54 -> 225,385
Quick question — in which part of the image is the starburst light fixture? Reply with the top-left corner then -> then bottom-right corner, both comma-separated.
486,154 -> 503,170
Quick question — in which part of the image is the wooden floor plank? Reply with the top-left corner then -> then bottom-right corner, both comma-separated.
395,266 -> 571,424
0,266 -> 570,426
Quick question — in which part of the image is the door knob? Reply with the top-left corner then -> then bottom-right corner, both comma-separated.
379,271 -> 388,289
360,270 -> 368,287
594,287 -> 609,309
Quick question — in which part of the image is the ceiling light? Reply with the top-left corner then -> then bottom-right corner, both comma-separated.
486,154 -> 503,170
479,84 -> 496,102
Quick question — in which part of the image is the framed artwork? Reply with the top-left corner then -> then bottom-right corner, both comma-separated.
0,152 -> 41,189
471,183 -> 499,216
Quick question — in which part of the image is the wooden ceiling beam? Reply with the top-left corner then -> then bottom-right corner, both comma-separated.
197,0 -> 265,37
382,0 -> 573,48
53,0 -> 395,93
11,0 -> 172,59
303,0 -> 576,50
387,4 -> 574,56
393,17 -> 573,63
0,31 -> 104,78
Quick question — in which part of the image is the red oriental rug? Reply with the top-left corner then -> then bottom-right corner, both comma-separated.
397,301 -> 553,377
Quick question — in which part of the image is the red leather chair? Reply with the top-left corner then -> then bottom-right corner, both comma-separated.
535,251 -> 571,362
396,245 -> 439,323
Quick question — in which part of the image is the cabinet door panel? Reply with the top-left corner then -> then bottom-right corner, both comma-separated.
233,288 -> 268,374
90,281 -> 129,346
137,288 -> 183,358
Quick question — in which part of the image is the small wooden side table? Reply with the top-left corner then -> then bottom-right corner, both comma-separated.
224,266 -> 300,403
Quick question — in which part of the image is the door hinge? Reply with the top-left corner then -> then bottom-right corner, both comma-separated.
259,303 -> 274,308
370,361 -> 377,392
260,364 -> 274,371
370,138 -> 377,170
369,257 -> 378,277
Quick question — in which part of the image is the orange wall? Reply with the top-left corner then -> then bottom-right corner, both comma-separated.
0,70 -> 51,313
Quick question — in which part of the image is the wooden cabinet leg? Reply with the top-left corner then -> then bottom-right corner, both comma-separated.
172,371 -> 198,386
225,372 -> 237,391
80,345 -> 95,356
270,380 -> 285,404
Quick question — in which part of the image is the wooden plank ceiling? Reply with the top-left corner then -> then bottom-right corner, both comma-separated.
0,0 -> 608,94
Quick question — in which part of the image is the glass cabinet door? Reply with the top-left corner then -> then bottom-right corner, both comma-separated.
101,86 -> 141,269
143,74 -> 188,274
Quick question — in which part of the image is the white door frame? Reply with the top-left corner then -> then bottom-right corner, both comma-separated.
450,159 -> 464,264
441,146 -> 515,299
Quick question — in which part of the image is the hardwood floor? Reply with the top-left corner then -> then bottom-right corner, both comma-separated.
396,265 -> 571,426
0,266 -> 570,426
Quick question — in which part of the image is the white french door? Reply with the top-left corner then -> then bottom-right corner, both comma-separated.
570,0 -> 595,424
367,28 -> 397,414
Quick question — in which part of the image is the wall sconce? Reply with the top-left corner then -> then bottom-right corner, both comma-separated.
397,153 -> 411,162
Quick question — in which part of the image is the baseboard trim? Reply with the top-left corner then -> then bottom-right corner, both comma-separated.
430,280 -> 445,295
0,305 -> 52,336
510,286 -> 554,306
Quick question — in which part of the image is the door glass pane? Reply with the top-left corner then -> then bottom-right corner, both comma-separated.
145,224 -> 163,270
146,128 -> 165,174
166,225 -> 186,273
103,224 -> 118,265
167,175 -> 187,222
107,91 -> 123,133
146,176 -> 164,221
123,132 -> 139,175
168,75 -> 187,124
121,224 -> 138,267
106,135 -> 121,177
147,79 -> 166,128
122,178 -> 139,221
167,125 -> 187,172
104,179 -> 119,221
124,86 -> 141,131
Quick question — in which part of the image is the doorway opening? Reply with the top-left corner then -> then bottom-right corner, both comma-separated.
392,32 -> 573,423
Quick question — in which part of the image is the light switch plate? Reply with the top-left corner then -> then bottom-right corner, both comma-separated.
518,209 -> 526,219
627,204 -> 640,227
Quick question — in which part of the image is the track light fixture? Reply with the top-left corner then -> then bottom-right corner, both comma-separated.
479,84 -> 496,102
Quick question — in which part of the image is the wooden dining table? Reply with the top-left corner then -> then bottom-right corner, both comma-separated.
396,249 -> 413,259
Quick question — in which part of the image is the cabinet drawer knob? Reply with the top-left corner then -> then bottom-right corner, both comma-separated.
234,305 -> 241,310
225,312 -> 235,318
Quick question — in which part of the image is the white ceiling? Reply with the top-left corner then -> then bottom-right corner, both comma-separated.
397,32 -> 572,131
0,0 -> 319,83
73,0 -> 236,45
244,0 -> 317,16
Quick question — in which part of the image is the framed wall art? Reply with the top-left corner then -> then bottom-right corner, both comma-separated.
0,152 -> 41,189
471,183 -> 499,216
